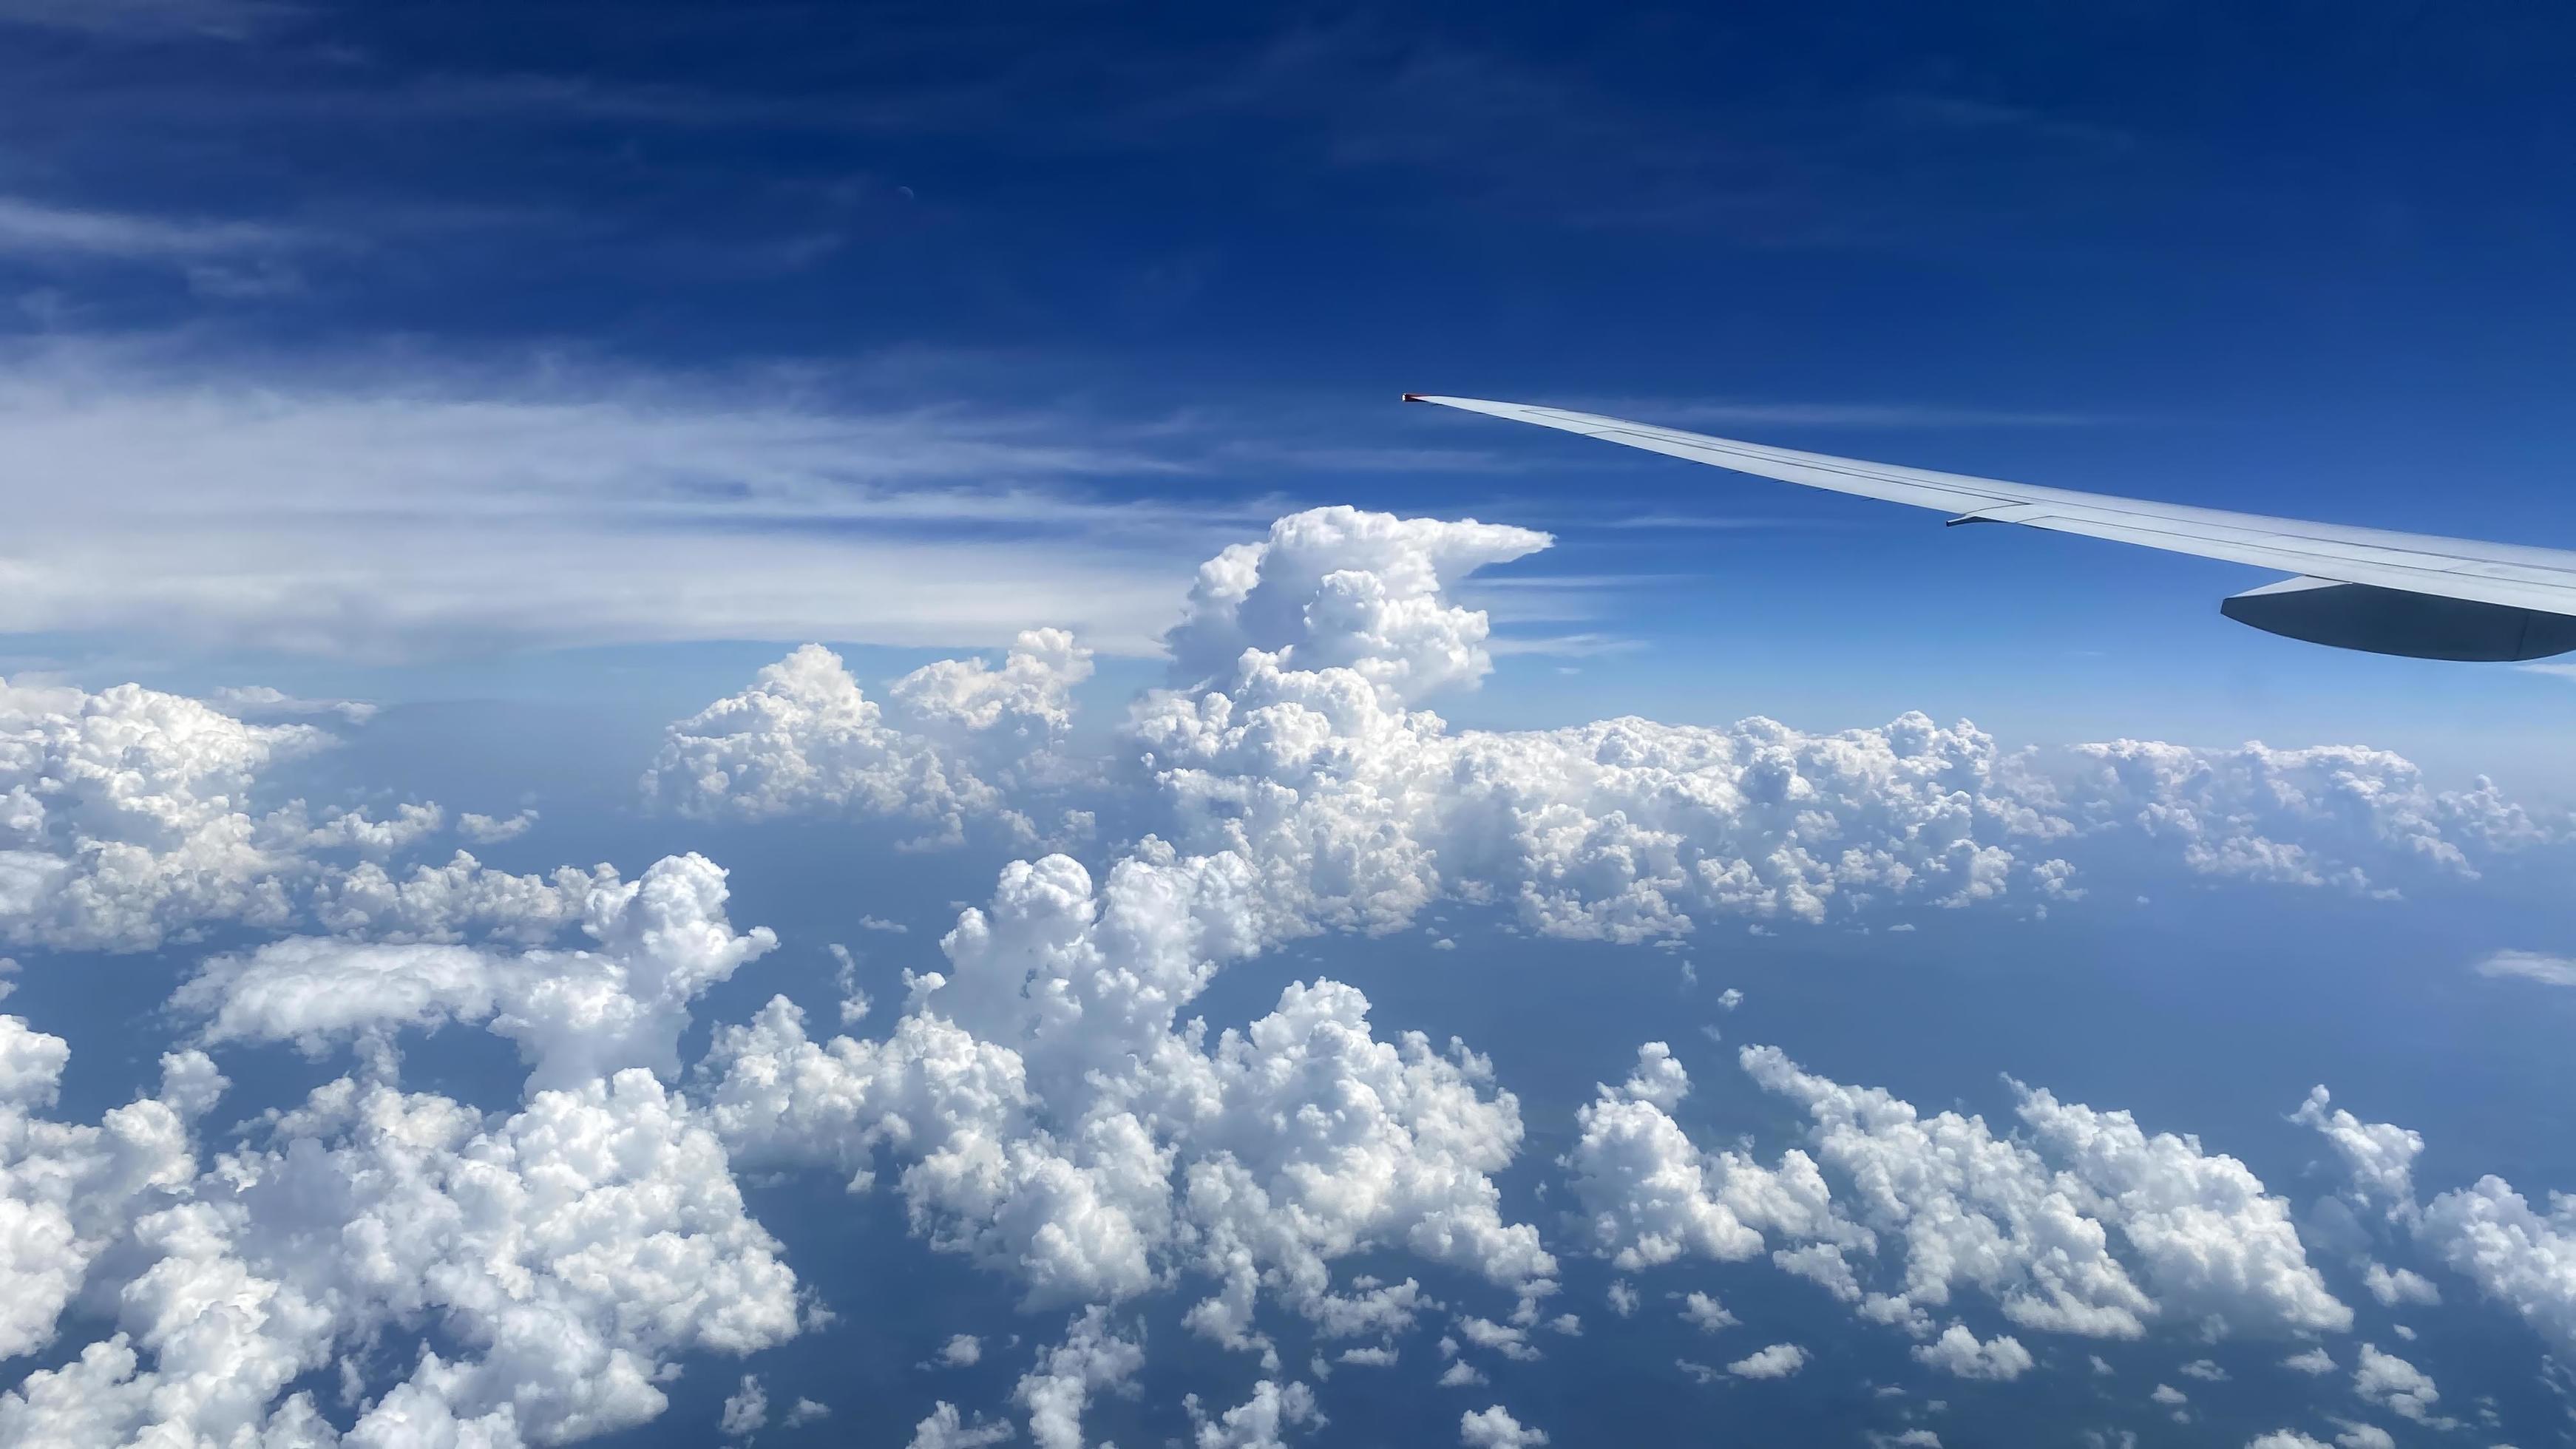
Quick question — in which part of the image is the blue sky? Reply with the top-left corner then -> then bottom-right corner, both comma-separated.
9,6 -> 2576,1449
10,0 -> 2576,786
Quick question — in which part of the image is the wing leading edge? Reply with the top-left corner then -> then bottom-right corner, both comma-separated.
1405,394 -> 2576,661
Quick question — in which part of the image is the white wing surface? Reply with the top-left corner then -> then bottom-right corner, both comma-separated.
1406,394 -> 2576,661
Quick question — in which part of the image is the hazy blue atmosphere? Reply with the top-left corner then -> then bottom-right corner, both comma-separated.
5,4 -> 2576,1448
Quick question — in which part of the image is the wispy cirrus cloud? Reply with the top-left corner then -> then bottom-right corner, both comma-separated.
0,340 -> 1276,660
0,0 -> 288,41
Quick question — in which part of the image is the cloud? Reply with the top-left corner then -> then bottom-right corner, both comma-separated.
2289,1087 -> 2424,1221
206,685 -> 379,724
1162,506 -> 1553,704
2283,1347 -> 2336,1374
2361,1263 -> 2438,1307
0,346 -> 1224,659
1678,1291 -> 1737,1332
1565,1039 -> 2347,1360
458,808 -> 538,844
2416,1175 -> 2576,1359
721,1374 -> 769,1441
940,1334 -> 983,1367
180,852 -> 776,1092
645,635 -> 1092,846
2177,1358 -> 2229,1382
1014,1309 -> 1145,1449
1459,1405 -> 1550,1448
2351,1343 -> 2446,1425
1127,510 -> 2550,955
701,849 -> 1553,1354
0,675 -> 415,951
1911,1325 -> 2033,1381
1185,1380 -> 1322,1448
908,1402 -> 1017,1449
0,0 -> 285,40
1726,1343 -> 1807,1379
2472,949 -> 2576,987
0,1064 -> 800,1445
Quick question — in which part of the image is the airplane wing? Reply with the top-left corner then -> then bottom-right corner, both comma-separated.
1405,394 -> 2576,662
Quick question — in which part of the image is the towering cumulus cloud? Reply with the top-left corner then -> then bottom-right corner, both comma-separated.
645,631 -> 1095,847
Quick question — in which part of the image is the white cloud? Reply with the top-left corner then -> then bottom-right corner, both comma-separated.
1437,1361 -> 1487,1388
1186,1380 -> 1322,1448
1726,1343 -> 1808,1379
0,345 -> 1218,660
1679,1291 -> 1738,1332
0,675 -> 606,956
206,685 -> 379,724
2283,1348 -> 2336,1375
1459,1405 -> 1550,1448
458,807 -> 538,844
1606,1280 -> 1638,1317
941,1334 -> 984,1367
2290,1087 -> 2424,1221
784,1398 -> 830,1428
1911,1325 -> 2033,1381
0,1065 -> 800,1445
1128,510 -> 2548,956
1741,1045 -> 2346,1341
2178,1358 -> 2229,1382
909,1401 -> 1018,1449
1014,1309 -> 1145,1449
0,1021 -> 222,1361
2416,1175 -> 2576,1358
2362,1263 -> 2439,1307
2328,1422 -> 2394,1449
702,849 -> 1552,1348
645,636 -> 1091,847
2150,1384 -> 2187,1406
2352,1343 -> 2446,1425
721,1374 -> 769,1441
2473,949 -> 2576,987
2245,1435 -> 2331,1449
180,852 -> 777,1092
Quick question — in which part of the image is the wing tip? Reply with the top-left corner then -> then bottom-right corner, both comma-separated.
1401,393 -> 1425,403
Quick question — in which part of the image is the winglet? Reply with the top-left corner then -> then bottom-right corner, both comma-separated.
1401,393 -> 1425,402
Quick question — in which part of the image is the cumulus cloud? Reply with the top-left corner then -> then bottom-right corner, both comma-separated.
1459,1405 -> 1551,1448
0,1019 -> 223,1361
458,807 -> 539,844
2290,1087 -> 2423,1221
1014,1308 -> 1145,1449
701,849 -> 1552,1361
1565,1039 -> 2346,1368
645,635 -> 1092,847
2415,1176 -> 2576,1359
1726,1343 -> 1808,1379
2362,1263 -> 2438,1307
1122,509 -> 2552,957
0,1062 -> 800,1445
1911,1325 -> 2034,1381
180,852 -> 777,1092
0,675 -> 611,956
2283,1347 -> 2336,1374
1679,1291 -> 1738,1332
2351,1343 -> 2445,1425
1185,1379 -> 1322,1448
